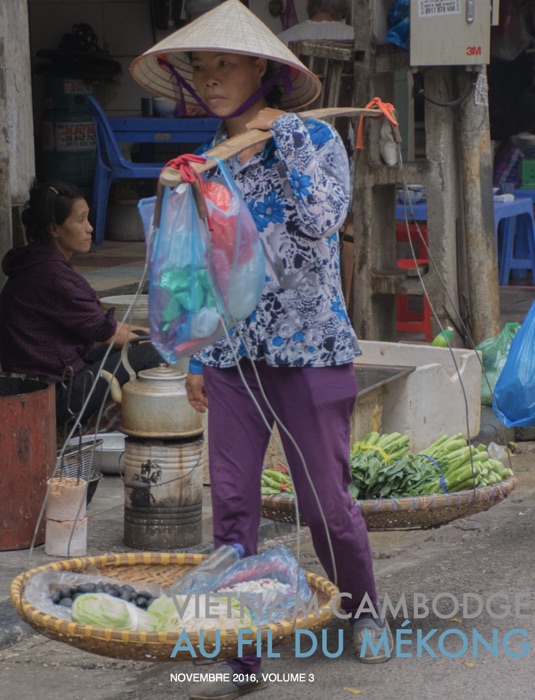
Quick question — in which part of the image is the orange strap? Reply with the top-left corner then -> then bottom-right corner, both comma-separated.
164,153 -> 213,229
165,153 -> 207,184
356,98 -> 399,150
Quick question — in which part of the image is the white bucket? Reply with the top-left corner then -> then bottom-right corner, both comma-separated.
45,477 -> 88,557
100,294 -> 149,327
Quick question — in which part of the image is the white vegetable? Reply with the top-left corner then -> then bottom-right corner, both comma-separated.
148,594 -> 252,633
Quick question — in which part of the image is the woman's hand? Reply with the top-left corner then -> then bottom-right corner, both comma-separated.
104,324 -> 150,349
185,372 -> 209,413
246,107 -> 286,132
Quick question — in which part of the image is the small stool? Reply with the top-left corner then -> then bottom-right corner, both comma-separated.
395,222 -> 429,258
395,258 -> 432,341
496,199 -> 535,285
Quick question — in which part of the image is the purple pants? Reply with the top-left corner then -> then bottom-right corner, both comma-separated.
203,361 -> 377,672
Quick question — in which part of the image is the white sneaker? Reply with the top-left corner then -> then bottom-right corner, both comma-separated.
352,617 -> 393,664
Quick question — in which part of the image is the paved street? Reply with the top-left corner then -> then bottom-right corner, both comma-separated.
1,445 -> 534,700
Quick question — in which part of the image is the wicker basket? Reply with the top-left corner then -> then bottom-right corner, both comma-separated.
261,478 -> 518,531
10,552 -> 339,662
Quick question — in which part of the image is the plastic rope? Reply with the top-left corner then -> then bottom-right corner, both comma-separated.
157,57 -> 293,120
419,453 -> 444,471
352,443 -> 391,464
164,153 -> 215,231
355,97 -> 399,150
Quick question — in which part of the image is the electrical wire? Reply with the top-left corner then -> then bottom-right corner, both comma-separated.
416,68 -> 477,108
397,176 -> 477,506
396,127 -> 515,497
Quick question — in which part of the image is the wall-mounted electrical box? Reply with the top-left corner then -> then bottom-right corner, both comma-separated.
410,0 -> 496,67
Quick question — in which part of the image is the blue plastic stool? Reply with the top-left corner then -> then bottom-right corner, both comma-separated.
86,96 -> 168,245
497,199 -> 535,285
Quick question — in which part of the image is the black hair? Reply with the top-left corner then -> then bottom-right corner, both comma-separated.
307,0 -> 350,21
262,59 -> 283,109
21,179 -> 85,245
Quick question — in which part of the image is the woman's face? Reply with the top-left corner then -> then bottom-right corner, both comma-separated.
50,198 -> 93,260
190,52 -> 267,118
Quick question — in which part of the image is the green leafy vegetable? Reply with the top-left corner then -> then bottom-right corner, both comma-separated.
72,592 -> 155,631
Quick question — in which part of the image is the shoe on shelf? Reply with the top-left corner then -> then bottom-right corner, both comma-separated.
189,662 -> 269,700
352,617 -> 393,664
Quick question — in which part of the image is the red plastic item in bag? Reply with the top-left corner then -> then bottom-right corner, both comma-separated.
203,181 -> 236,263
204,180 -> 254,266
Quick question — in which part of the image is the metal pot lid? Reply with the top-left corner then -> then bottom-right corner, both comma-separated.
137,365 -> 187,382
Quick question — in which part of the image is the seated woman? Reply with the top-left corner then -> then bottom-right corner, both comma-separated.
0,180 -> 163,432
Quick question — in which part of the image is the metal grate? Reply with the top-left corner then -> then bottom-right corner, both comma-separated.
56,438 -> 103,480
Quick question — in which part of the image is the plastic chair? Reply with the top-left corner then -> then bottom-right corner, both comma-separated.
87,96 -> 167,245
497,204 -> 535,285
395,222 -> 432,340
395,259 -> 432,341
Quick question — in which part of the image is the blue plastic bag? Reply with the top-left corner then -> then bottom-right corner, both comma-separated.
148,157 -> 265,363
386,0 -> 409,50
209,545 -> 313,625
493,302 -> 534,427
138,195 -> 157,246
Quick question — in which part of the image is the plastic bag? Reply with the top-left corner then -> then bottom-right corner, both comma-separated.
149,157 -> 265,363
23,571 -> 164,621
475,322 -> 520,406
385,0 -> 409,50
208,545 -> 312,625
493,301 -> 535,427
138,195 -> 157,246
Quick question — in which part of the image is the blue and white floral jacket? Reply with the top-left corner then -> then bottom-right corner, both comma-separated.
190,112 -> 361,372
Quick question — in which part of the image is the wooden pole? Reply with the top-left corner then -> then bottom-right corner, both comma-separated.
455,67 -> 501,345
158,106 -> 384,187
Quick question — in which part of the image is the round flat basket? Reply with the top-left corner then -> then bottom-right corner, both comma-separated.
261,478 -> 518,531
11,552 -> 339,662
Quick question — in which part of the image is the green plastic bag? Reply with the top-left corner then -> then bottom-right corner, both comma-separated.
476,322 -> 521,405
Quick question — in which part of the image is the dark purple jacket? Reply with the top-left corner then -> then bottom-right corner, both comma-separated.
0,245 -> 116,382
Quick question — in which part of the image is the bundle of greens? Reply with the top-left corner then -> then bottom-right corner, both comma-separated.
261,469 -> 294,495
416,437 -> 514,495
349,432 -> 514,499
349,451 -> 441,500
259,431 -> 514,502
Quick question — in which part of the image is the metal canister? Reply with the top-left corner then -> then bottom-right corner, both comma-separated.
123,436 -> 203,550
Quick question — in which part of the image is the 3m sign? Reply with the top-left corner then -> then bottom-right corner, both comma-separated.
410,0 -> 491,67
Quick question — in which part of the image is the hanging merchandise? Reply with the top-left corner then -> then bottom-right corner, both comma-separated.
281,0 -> 299,31
34,24 -> 122,81
149,155 -> 266,363
491,0 -> 532,62
385,0 -> 409,50
493,302 -> 535,427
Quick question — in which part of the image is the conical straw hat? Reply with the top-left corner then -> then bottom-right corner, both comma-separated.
130,0 -> 322,111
